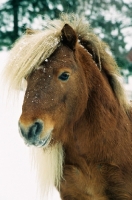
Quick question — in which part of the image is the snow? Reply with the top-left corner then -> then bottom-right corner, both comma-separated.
45,59 -> 48,62
0,52 -> 61,200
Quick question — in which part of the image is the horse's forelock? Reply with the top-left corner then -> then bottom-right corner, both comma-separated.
3,14 -> 98,92
3,30 -> 61,91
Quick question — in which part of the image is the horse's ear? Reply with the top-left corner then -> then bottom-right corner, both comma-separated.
61,24 -> 77,50
80,39 -> 101,69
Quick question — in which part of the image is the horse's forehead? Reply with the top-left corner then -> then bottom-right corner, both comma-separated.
49,45 -> 74,61
39,45 -> 75,69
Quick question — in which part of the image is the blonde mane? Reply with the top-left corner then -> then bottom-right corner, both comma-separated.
3,13 -> 130,108
31,143 -> 63,198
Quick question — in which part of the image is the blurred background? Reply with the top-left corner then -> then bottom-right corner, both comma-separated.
0,1 -> 132,199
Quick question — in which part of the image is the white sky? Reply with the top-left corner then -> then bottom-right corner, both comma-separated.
0,0 -> 6,3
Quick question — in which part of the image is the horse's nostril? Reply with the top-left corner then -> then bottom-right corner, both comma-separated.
28,122 -> 42,139
19,121 -> 43,140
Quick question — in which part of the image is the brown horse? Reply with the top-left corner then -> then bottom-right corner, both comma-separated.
3,14 -> 132,199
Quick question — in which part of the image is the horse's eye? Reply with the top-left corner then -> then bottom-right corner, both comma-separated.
58,72 -> 70,81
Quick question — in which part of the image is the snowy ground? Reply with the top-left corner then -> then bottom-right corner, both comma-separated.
0,52 -> 61,200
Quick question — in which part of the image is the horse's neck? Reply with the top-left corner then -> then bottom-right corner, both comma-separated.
84,67 -> 120,132
65,73 -> 131,166
64,47 -> 131,165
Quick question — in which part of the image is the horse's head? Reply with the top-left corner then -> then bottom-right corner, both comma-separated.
7,15 -> 125,149
19,24 -> 88,147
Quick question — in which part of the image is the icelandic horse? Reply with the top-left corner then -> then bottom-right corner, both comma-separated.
3,14 -> 132,200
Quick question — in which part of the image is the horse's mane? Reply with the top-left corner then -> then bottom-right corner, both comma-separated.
3,13 -> 130,109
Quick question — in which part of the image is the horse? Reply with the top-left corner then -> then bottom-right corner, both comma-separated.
3,14 -> 132,200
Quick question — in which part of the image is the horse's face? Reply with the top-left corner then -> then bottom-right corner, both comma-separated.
19,43 -> 88,147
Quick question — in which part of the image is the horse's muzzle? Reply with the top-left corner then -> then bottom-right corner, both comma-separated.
18,120 -> 51,147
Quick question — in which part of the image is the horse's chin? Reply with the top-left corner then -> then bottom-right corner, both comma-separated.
35,134 -> 52,148
25,133 -> 52,148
